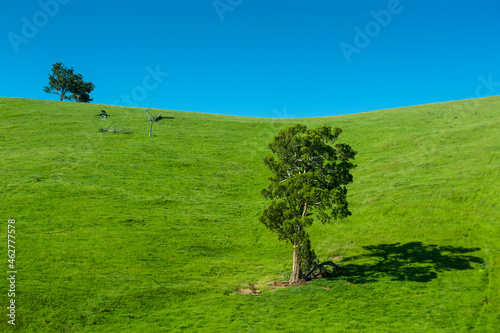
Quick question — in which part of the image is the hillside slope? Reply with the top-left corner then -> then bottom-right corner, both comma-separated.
0,96 -> 499,332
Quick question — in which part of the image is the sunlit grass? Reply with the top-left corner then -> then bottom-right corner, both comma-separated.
0,96 -> 498,332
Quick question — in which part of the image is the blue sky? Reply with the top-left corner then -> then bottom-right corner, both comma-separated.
1,0 -> 499,118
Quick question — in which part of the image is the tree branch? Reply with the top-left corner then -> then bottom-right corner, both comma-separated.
302,203 -> 308,218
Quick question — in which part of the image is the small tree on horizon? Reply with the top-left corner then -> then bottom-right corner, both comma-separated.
259,124 -> 357,284
69,73 -> 95,103
43,62 -> 95,103
145,100 -> 157,137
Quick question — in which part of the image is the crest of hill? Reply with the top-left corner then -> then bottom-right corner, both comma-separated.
0,95 -> 499,331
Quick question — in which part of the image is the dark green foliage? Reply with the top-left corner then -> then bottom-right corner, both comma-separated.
43,62 -> 95,103
259,124 -> 357,276
69,76 -> 94,103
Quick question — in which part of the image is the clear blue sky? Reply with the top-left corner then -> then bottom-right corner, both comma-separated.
1,0 -> 499,118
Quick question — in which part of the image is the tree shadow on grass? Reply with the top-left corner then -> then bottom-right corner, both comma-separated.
335,242 -> 483,283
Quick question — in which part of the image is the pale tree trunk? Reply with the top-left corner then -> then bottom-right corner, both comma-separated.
146,100 -> 155,137
289,245 -> 301,284
288,203 -> 308,284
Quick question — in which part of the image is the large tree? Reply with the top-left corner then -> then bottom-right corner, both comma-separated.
43,62 -> 95,102
259,124 -> 357,284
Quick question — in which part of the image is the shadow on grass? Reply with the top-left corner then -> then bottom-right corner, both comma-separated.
336,242 -> 483,283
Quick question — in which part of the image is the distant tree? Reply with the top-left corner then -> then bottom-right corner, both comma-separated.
68,74 -> 95,103
145,100 -> 157,137
144,100 -> 169,137
43,62 -> 95,103
259,124 -> 357,284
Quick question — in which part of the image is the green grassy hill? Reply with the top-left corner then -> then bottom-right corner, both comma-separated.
0,96 -> 499,332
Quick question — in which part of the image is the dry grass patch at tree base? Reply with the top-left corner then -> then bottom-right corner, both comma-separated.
268,279 -> 309,291
234,283 -> 261,295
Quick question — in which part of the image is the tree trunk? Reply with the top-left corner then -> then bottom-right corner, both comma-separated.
289,245 -> 301,284
149,121 -> 153,137
60,93 -> 64,101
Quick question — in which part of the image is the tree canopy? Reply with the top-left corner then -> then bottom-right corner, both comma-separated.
259,124 -> 357,284
43,62 -> 95,103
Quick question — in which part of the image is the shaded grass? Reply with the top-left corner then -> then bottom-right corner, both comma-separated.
0,96 -> 499,332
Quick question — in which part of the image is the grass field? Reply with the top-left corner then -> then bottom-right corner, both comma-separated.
0,96 -> 499,332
